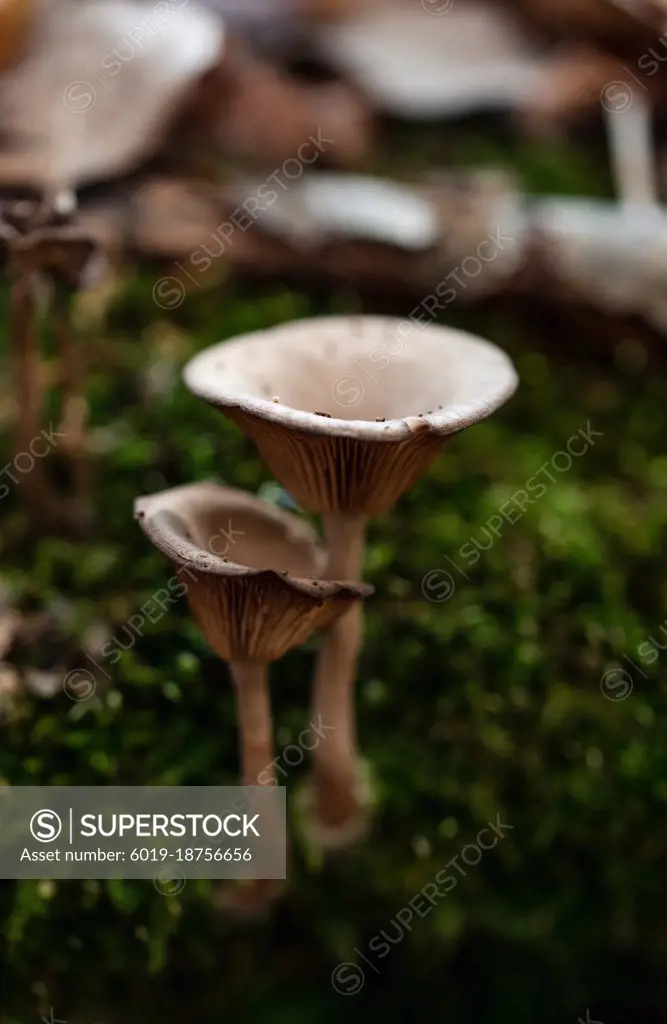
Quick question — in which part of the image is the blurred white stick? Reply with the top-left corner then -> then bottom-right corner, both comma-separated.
604,94 -> 659,207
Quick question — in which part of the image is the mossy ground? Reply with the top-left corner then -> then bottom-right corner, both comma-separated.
1,130 -> 666,1023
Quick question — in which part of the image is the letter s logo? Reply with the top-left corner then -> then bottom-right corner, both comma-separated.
30,809 -> 63,842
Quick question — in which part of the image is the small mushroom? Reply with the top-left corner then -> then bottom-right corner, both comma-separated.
184,315 -> 518,846
135,482 -> 371,904
1,200 -> 100,532
135,481 -> 372,891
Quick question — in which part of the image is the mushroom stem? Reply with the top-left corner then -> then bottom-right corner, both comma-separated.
229,661 -> 275,787
8,269 -> 66,528
52,288 -> 91,527
228,660 -> 283,914
604,95 -> 658,208
10,272 -> 42,452
311,512 -> 367,831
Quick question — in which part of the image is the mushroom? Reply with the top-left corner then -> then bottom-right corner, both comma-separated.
603,90 -> 658,210
529,195 -> 667,331
1,200 -> 100,532
0,0 -> 224,196
135,481 -> 371,776
312,1 -> 542,120
135,481 -> 372,894
184,315 -> 518,846
224,172 -> 440,252
0,0 -> 371,199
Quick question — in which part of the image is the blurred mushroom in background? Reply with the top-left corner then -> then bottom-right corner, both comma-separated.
0,0 -> 372,203
2,0 -> 666,342
126,169 -> 524,303
309,0 -> 667,130
0,0 -> 225,198
312,1 -> 545,121
0,199 -> 101,534
224,171 -> 440,252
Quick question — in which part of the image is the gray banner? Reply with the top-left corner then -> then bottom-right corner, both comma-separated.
0,787 -> 286,880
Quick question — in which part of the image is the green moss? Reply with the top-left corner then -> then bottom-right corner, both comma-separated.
1,140 -> 666,1021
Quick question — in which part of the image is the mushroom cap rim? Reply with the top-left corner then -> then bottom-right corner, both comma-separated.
134,485 -> 373,602
182,321 -> 519,442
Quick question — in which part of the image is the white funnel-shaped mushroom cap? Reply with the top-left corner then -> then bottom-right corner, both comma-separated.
314,1 -> 540,118
225,172 -> 440,251
0,0 -> 224,191
184,315 -> 518,514
533,197 -> 667,331
134,482 -> 372,662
